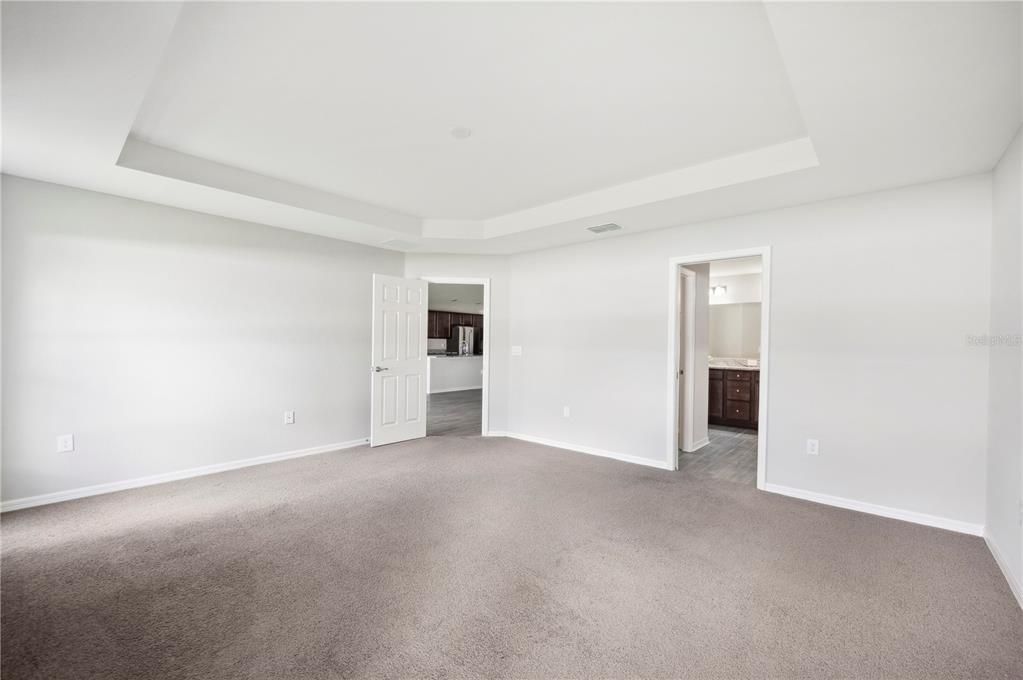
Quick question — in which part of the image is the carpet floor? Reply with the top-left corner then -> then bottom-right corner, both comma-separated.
2,435 -> 1021,679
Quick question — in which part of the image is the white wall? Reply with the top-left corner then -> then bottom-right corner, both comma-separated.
709,273 -> 761,305
690,264 -> 710,448
503,175 -> 991,527
428,356 -> 484,394
0,172 -> 1001,536
710,302 -> 762,359
986,126 -> 1023,601
1,176 -> 403,502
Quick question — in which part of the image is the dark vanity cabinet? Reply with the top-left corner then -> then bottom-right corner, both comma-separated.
709,368 -> 759,430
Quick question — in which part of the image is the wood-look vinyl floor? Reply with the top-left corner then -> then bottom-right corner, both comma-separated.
678,425 -> 758,485
427,389 -> 482,437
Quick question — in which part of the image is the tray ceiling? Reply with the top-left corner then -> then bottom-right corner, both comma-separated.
2,2 -> 1019,254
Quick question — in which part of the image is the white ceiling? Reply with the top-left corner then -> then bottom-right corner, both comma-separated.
709,257 -> 762,278
131,2 -> 805,220
3,2 -> 1020,255
428,283 -> 485,315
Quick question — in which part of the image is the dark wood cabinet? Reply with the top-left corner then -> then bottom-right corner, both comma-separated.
709,368 -> 759,430
708,374 -> 724,419
428,310 -> 484,340
726,380 -> 751,401
751,376 -> 759,427
429,311 -> 447,339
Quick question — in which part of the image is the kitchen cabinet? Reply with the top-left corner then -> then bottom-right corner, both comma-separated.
428,310 -> 484,340
708,368 -> 759,430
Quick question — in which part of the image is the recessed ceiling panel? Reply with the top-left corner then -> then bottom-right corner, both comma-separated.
131,2 -> 806,219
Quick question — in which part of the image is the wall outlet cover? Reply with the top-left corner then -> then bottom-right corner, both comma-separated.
57,434 -> 75,453
284,410 -> 296,425
806,439 -> 819,456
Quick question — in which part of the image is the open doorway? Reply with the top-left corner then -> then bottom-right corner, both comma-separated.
423,277 -> 490,437
669,249 -> 770,488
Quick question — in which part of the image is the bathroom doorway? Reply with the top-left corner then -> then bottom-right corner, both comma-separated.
669,248 -> 770,488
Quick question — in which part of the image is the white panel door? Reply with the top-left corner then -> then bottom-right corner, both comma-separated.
370,274 -> 428,446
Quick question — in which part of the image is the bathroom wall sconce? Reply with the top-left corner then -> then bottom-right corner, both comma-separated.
710,285 -> 728,297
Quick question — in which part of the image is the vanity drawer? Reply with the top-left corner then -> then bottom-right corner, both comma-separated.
726,371 -> 751,382
725,380 -> 751,401
726,400 -> 750,420
709,369 -> 725,380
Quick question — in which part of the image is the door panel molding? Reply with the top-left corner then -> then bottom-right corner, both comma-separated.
370,274 -> 428,446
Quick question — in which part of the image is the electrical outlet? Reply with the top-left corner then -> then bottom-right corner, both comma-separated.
563,406 -> 571,418
284,410 -> 296,425
57,434 -> 75,453
806,439 -> 819,456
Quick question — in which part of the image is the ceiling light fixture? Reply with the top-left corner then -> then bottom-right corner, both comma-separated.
450,126 -> 472,140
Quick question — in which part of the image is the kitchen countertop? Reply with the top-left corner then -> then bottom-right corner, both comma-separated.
428,353 -> 483,358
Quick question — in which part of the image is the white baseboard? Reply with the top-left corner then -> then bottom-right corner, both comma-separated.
684,437 -> 710,453
985,534 -> 1023,611
429,386 -> 483,394
763,483 -> 984,536
0,438 -> 369,513
486,431 -> 673,471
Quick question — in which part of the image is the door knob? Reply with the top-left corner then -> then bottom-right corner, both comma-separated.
373,366 -> 389,372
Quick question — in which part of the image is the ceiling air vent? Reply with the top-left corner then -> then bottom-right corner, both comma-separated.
587,223 -> 622,234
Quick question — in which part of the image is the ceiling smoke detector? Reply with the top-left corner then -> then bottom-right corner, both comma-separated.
587,223 -> 622,234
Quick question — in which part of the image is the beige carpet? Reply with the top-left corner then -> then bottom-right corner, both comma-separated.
2,435 -> 1021,679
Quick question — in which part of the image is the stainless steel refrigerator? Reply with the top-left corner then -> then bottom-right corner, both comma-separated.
447,325 -> 475,356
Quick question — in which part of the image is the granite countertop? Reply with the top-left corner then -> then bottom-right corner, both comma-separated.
709,358 -> 760,371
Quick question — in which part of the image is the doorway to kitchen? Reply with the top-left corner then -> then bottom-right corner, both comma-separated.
422,277 -> 490,437
669,248 -> 770,488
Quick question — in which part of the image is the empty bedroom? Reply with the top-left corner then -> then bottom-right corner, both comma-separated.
2,2 -> 1022,678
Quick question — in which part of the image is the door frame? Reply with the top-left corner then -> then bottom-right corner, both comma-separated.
677,266 -> 698,452
666,247 -> 772,489
420,276 -> 491,436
